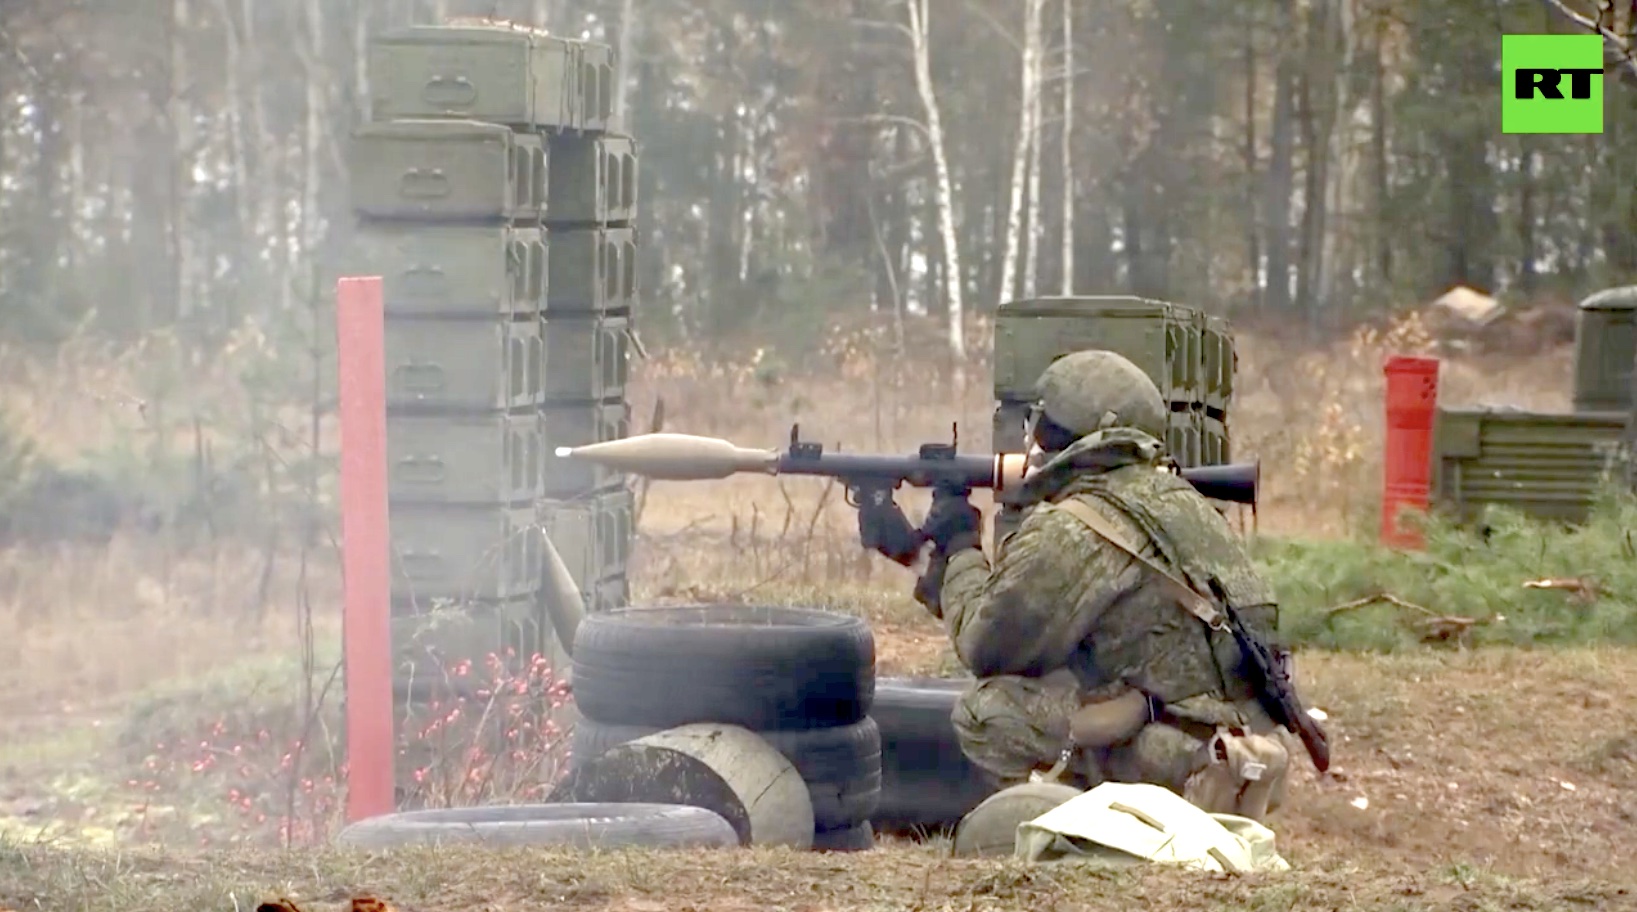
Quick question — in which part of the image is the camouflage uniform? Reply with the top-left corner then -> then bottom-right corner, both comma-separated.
931,353 -> 1287,803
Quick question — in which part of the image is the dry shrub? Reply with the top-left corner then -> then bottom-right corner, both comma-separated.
121,650 -> 572,848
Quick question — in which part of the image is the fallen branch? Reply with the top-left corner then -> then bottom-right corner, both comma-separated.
1522,576 -> 1603,602
1323,592 -> 1437,619
1322,592 -> 1496,647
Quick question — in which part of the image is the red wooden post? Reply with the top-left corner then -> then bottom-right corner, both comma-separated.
336,276 -> 395,822
1381,355 -> 1441,548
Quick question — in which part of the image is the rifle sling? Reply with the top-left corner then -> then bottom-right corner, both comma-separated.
1050,498 -> 1225,631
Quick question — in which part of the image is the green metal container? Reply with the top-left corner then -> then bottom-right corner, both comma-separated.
540,310 -> 629,403
350,119 -> 544,222
387,412 -> 542,505
1571,286 -> 1635,413
1201,314 -> 1236,419
353,223 -> 545,317
389,503 -> 542,601
390,595 -> 545,687
577,40 -> 618,133
1165,408 -> 1203,468
993,296 -> 1203,407
367,25 -> 584,130
1202,414 -> 1230,465
540,401 -> 631,497
1431,407 -> 1629,524
537,485 -> 634,590
545,226 -> 636,313
546,133 -> 638,225
385,316 -> 543,411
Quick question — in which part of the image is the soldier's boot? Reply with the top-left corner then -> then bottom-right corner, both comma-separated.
1181,728 -> 1290,822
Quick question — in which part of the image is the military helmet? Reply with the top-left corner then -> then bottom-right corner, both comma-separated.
1032,349 -> 1168,440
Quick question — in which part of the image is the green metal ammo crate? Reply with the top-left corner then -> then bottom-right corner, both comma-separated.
352,223 -> 545,317
389,503 -> 543,601
540,401 -> 631,497
367,25 -> 584,130
1570,286 -> 1635,413
350,119 -> 544,222
1431,407 -> 1630,524
387,412 -> 543,505
540,310 -> 630,403
1201,314 -> 1236,419
993,296 -> 1204,408
545,226 -> 636,313
546,134 -> 638,225
537,485 -> 635,590
385,317 -> 544,411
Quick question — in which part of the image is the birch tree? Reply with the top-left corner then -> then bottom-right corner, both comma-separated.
1059,0 -> 1074,295
995,0 -> 1044,307
1021,0 -> 1044,299
905,0 -> 967,372
614,0 -> 637,119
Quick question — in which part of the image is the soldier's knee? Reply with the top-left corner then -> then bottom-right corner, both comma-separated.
951,673 -> 1079,782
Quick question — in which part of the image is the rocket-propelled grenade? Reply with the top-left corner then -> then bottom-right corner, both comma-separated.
556,428 -> 1259,506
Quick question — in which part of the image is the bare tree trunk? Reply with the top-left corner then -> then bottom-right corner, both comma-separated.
1262,0 -> 1299,310
614,0 -> 637,120
906,0 -> 967,377
66,91 -> 85,278
1059,0 -> 1074,296
1370,9 -> 1391,286
354,0 -> 372,120
996,0 -> 1042,308
1021,0 -> 1044,299
299,0 -> 329,297
168,0 -> 197,326
1242,11 -> 1260,297
239,0 -> 285,314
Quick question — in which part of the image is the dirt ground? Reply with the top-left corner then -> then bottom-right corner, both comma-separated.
4,644 -> 1636,911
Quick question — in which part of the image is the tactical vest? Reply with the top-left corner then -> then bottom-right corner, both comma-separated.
1050,466 -> 1278,709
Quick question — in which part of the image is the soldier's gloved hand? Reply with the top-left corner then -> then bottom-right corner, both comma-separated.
857,488 -> 925,566
921,487 -> 981,555
913,549 -> 949,618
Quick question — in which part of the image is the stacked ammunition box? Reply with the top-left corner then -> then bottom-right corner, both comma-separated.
988,295 -> 1238,539
990,296 -> 1235,466
346,24 -> 637,715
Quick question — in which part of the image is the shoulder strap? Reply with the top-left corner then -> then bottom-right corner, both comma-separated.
1050,498 -> 1225,631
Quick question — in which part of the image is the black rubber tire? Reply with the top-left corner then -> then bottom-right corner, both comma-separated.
333,803 -> 738,850
572,717 -> 882,830
868,677 -> 1001,834
812,820 -> 875,853
571,605 -> 875,730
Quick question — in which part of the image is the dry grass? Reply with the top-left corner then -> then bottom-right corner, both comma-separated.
3,842 -> 1628,912
5,648 -> 1637,910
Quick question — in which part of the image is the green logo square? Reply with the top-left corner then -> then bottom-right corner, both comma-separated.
1503,34 -> 1604,134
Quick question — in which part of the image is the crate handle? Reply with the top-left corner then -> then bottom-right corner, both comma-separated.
392,363 -> 446,395
393,456 -> 447,484
423,75 -> 477,107
399,168 -> 450,199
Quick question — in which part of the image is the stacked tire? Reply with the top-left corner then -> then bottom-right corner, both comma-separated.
568,605 -> 881,851
868,677 -> 1001,835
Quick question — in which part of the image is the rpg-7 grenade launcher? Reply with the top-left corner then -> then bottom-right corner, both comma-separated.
555,425 -> 1259,506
